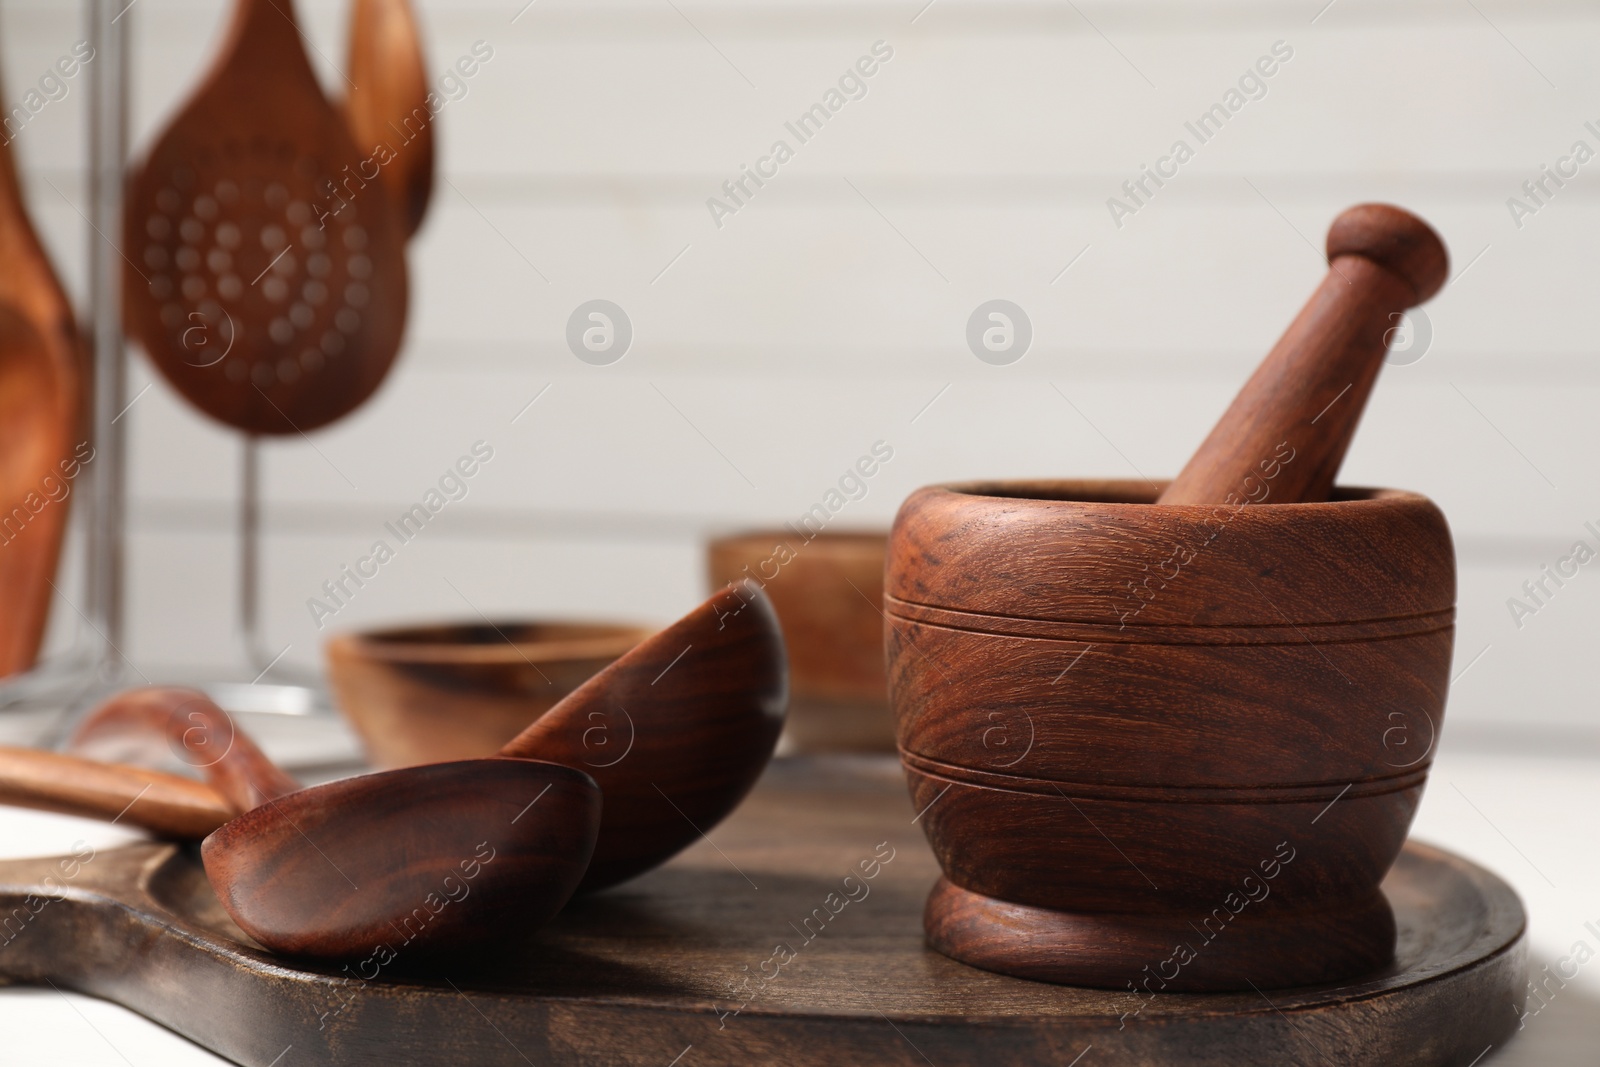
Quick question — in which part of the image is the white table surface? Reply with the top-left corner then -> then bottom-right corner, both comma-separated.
1,731 -> 1595,1066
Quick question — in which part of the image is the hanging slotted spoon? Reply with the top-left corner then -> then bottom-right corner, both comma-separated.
124,0 -> 409,435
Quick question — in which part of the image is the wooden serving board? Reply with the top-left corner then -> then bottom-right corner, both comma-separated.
0,757 -> 1525,1066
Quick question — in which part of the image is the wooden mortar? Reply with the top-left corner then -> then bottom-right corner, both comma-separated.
888,205 -> 1455,991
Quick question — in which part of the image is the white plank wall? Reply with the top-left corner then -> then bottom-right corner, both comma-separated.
2,0 -> 1598,739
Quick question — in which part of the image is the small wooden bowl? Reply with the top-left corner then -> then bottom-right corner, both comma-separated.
888,479 -> 1455,991
708,530 -> 892,752
325,621 -> 653,768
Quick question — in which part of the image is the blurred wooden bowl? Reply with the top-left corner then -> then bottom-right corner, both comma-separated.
325,621 -> 653,768
708,530 -> 891,752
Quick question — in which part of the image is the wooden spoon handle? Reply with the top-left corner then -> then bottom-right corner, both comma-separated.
1158,204 -> 1448,507
0,746 -> 233,839
215,0 -> 316,84
69,687 -> 299,813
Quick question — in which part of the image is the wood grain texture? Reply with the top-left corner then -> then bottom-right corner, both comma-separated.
71,687 -> 299,812
0,759 -> 1525,1066
123,0 -> 409,434
0,746 -> 232,838
708,531 -> 892,752
502,581 -> 787,891
0,57 -> 83,678
201,758 -> 599,959
345,0 -> 434,237
1160,204 -> 1447,506
323,620 -> 650,769
886,479 -> 1455,989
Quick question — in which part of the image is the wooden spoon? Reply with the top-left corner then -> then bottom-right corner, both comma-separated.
67,698 -> 601,961
124,0 -> 409,435
79,581 -> 788,893
0,65 -> 83,677
345,0 -> 434,237
2,740 -> 596,961
1159,204 -> 1447,506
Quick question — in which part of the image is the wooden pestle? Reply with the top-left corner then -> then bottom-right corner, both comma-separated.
1158,204 -> 1448,506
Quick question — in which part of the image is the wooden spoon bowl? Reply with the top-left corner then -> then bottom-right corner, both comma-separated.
202,758 -> 599,960
502,582 -> 788,891
888,479 -> 1455,990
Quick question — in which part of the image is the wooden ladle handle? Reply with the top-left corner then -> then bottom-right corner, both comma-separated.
69,687 -> 299,813
0,746 -> 233,839
345,0 -> 434,237
1158,204 -> 1448,506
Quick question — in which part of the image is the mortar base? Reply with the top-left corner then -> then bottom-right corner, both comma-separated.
925,876 -> 1396,991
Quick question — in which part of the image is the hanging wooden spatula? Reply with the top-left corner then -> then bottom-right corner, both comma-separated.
124,0 -> 409,435
345,0 -> 434,237
0,63 -> 84,678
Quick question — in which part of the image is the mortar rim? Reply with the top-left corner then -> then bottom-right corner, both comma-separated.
926,479 -> 1431,511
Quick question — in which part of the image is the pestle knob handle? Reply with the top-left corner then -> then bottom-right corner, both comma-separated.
1158,204 -> 1448,507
